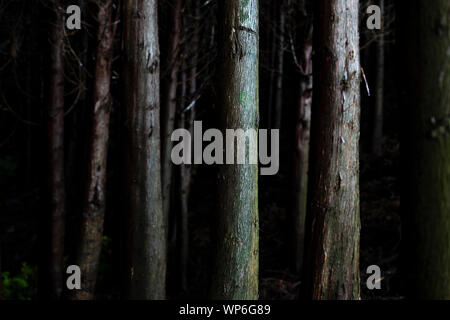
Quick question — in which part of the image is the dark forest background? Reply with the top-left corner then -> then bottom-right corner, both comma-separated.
0,0 -> 444,300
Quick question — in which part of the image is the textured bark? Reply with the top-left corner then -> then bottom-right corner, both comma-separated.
291,13 -> 313,275
69,0 -> 116,300
211,0 -> 259,300
46,0 -> 65,299
161,0 -> 183,228
400,0 -> 450,299
371,0 -> 384,155
303,0 -> 361,300
123,0 -> 166,299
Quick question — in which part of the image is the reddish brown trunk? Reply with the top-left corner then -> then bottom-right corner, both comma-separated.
69,0 -> 116,300
303,0 -> 361,300
47,1 -> 65,299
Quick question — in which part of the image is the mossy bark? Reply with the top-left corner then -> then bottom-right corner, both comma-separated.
123,0 -> 166,299
303,0 -> 361,300
400,0 -> 450,299
211,0 -> 259,300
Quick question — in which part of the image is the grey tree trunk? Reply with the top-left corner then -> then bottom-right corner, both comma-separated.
123,0 -> 166,299
400,0 -> 450,299
69,0 -> 116,300
211,0 -> 259,300
303,0 -> 361,300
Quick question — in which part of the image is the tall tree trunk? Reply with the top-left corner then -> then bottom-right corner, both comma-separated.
177,0 -> 199,292
371,0 -> 384,155
211,0 -> 259,300
400,0 -> 450,299
161,0 -> 183,229
303,0 -> 361,300
291,12 -> 313,275
69,0 -> 116,300
46,0 -> 65,299
123,0 -> 166,299
273,0 -> 285,130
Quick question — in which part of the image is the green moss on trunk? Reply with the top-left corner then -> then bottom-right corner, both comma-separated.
211,0 -> 259,300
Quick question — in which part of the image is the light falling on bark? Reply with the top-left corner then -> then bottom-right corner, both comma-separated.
123,0 -> 166,299
211,0 -> 259,300
303,0 -> 361,300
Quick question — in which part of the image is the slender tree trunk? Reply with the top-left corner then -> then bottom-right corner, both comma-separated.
123,0 -> 166,299
303,0 -> 361,300
273,0 -> 285,130
291,15 -> 313,275
161,0 -> 183,229
211,0 -> 259,300
372,0 -> 384,155
46,0 -> 65,299
177,0 -> 199,292
69,0 -> 116,300
400,0 -> 450,299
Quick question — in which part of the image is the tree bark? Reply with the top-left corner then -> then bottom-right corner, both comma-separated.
303,0 -> 361,300
400,0 -> 450,299
69,0 -> 116,300
291,11 -> 313,275
46,0 -> 65,299
123,0 -> 166,299
371,0 -> 384,155
211,0 -> 259,300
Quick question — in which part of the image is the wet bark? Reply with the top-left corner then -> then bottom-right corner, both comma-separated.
400,0 -> 450,299
69,0 -> 116,300
303,0 -> 361,300
211,0 -> 259,300
123,0 -> 166,299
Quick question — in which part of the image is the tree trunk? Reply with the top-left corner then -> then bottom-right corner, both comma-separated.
69,0 -> 116,300
123,0 -> 166,299
371,0 -> 384,155
161,0 -> 183,230
400,0 -> 450,299
177,0 -> 199,292
46,0 -> 65,299
303,0 -> 361,300
291,14 -> 313,275
211,0 -> 259,300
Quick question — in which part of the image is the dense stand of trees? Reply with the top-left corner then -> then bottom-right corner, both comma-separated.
0,0 -> 448,300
